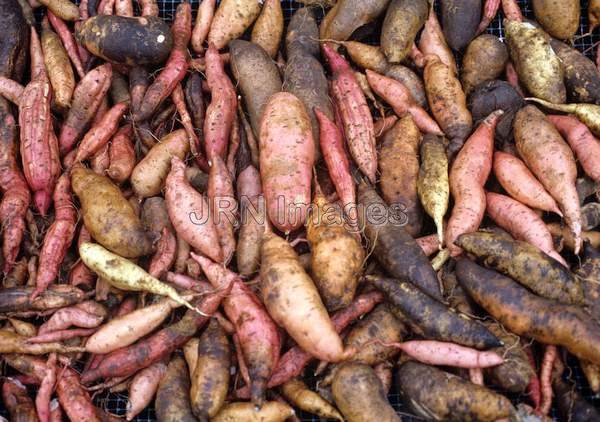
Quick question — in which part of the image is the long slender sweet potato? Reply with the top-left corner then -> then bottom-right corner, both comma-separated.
191,0 -> 214,53
208,0 -> 261,50
323,43 -> 376,183
74,101 -> 127,163
41,21 -> 74,111
418,4 -> 457,74
208,155 -> 237,264
486,192 -> 566,265
251,0 -> 283,58
514,105 -> 582,253
0,330 -> 85,354
80,285 -> 230,384
59,63 -> 112,155
0,285 -> 86,313
446,110 -> 502,256
165,157 -> 223,262
388,340 -> 504,368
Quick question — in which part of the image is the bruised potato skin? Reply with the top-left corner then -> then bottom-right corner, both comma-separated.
381,0 -> 428,63
461,35 -> 509,95
550,39 -> 600,104
504,19 -> 566,104
398,361 -> 515,422
76,15 -> 173,66
532,0 -> 580,40
441,0 -> 482,51
71,166 -> 153,258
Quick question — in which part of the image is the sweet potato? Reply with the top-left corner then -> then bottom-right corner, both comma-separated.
505,20 -> 566,104
2,378 -> 37,422
0,0 -> 28,81
259,92 -> 314,232
332,363 -> 400,422
380,0 -> 428,63
106,124 -> 134,184
190,319 -> 230,419
493,151 -> 562,215
260,230 -> 350,362
72,166 -> 152,257
147,228 -> 176,279
165,157 -> 223,262
446,110 -> 501,256
389,340 -> 504,368
456,231 -> 582,303
440,0 -> 482,51
207,155 -> 236,264
486,192 -> 566,265
549,40 -> 600,104
341,41 -> 389,74
41,22 -> 75,111
357,180 -> 442,299
324,43 -> 376,183
367,275 -> 500,349
456,258 -> 600,365
191,0 -> 214,53
418,5 -> 457,74
0,77 -> 24,105
250,0 -> 282,58
514,105 -> 581,253
461,35 -> 508,95
366,69 -> 443,136
0,284 -> 86,314
590,0 -> 600,32
39,0 -> 78,21
282,379 -> 343,421
0,330 -> 84,354
155,357 -> 195,422
76,15 -> 172,65
59,63 -> 112,155
528,98 -> 600,138
213,402 -> 294,422
74,101 -> 127,163
418,134 -> 449,245
131,129 -> 189,198
553,368 -> 600,421
321,0 -> 390,43
125,362 -> 165,421
208,0 -> 261,50
398,361 -> 515,421
377,115 -> 423,236
532,0 -> 580,39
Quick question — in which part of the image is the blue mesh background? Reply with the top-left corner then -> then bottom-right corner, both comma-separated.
4,0 -> 600,421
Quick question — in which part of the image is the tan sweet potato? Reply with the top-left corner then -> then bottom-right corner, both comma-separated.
380,0 -> 428,63
461,34 -> 508,94
532,0 -> 580,39
250,0 -> 283,58
208,0 -> 261,50
321,0 -> 390,42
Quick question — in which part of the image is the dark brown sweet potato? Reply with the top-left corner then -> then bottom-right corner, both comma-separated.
398,361 -> 515,421
550,39 -> 600,105
575,241 -> 600,317
286,7 -> 319,58
381,0 -> 428,62
0,0 -> 28,80
440,0 -> 482,51
553,369 -> 600,421
455,258 -> 600,365
155,356 -> 196,422
367,275 -> 501,349
321,0 -> 390,43
76,15 -> 173,65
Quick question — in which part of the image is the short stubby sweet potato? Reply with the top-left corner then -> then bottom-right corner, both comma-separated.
332,363 -> 401,422
550,39 -> 600,104
321,0 -> 390,43
76,15 -> 173,65
381,0 -> 428,63
461,34 -> 508,95
456,258 -> 600,365
259,92 -> 314,233
532,0 -> 580,39
155,357 -> 195,422
398,361 -> 516,421
71,166 -> 153,258
229,40 -> 282,137
440,0 -> 482,51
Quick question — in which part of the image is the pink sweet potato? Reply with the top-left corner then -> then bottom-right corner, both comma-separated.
2,377 -> 37,422
208,156 -> 237,264
418,7 -> 457,74
107,124 -> 135,184
126,362 -> 166,421
74,102 -> 128,163
148,227 -> 176,279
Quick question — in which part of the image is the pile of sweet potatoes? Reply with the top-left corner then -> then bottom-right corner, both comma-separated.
2,0 -> 600,420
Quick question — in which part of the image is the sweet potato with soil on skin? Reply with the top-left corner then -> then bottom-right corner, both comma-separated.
107,125 -> 135,184
357,180 -> 442,299
333,363 -> 400,422
76,15 -> 172,65
456,258 -> 600,365
0,77 -> 24,105
0,97 -> 30,274
166,157 -> 223,263
505,20 -> 566,104
461,35 -> 508,95
380,0 -> 427,63
485,192 -> 566,265
282,379 -> 343,422
493,151 -> 562,215
366,69 -> 442,136
207,0 -> 261,49
154,357 -> 195,422
286,7 -> 319,59
131,129 -> 189,198
191,0 -> 214,53
59,63 -> 112,155
110,72 -> 130,105
532,0 -> 580,40
0,0 -> 28,80
550,40 -> 600,104
456,232 -> 582,304
0,285 -> 86,313
378,115 -> 423,236
341,41 -> 389,74
553,368 -> 600,421
367,275 -> 501,349
41,22 -> 74,112
2,377 -> 38,422
424,54 -> 473,156
259,92 -> 314,232
514,105 -> 582,253
204,44 -> 237,163
440,0 -> 482,51
208,155 -> 237,264
148,227 -> 176,279
212,402 -> 294,422
0,330 -> 85,354
47,11 -> 85,79
418,5 -> 457,74
39,0 -> 79,21
125,362 -> 166,421
129,66 -> 149,116
190,319 -> 230,419
260,230 -> 351,362
320,0 -> 390,43
71,166 -> 153,258
323,43 -> 376,183
74,101 -> 127,163
548,114 -> 600,183
398,361 -> 515,421
446,110 -> 501,256
306,190 -> 364,311
251,0 -> 283,58
81,285 -> 230,384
